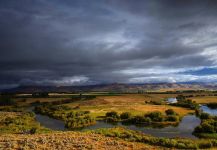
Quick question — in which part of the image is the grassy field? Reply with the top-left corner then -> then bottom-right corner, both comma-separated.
64,94 -> 194,118
190,96 -> 217,104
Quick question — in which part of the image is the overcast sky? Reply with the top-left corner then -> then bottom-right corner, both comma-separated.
1,0 -> 217,88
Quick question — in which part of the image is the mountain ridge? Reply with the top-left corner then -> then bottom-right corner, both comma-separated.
1,82 -> 217,93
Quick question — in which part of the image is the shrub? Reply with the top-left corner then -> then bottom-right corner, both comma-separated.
105,117 -> 119,122
84,111 -> 90,114
106,111 -> 119,119
198,141 -> 213,149
34,104 -> 95,129
165,109 -> 176,115
4,117 -> 13,125
130,115 -> 152,124
171,98 -> 199,109
166,115 -> 179,122
194,121 -> 216,133
65,115 -> 95,129
177,143 -> 186,149
30,127 -> 37,134
195,108 -> 202,116
176,95 -> 185,101
149,101 -> 162,105
145,111 -> 163,122
120,112 -> 132,120
194,125 -> 203,133
200,113 -> 210,120
201,122 -> 215,133
207,103 -> 217,109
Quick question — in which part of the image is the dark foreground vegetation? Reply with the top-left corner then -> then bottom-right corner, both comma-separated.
34,105 -> 95,129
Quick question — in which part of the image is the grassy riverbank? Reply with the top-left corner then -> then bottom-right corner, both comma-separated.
34,105 -> 96,129
88,127 -> 217,149
0,112 -> 50,134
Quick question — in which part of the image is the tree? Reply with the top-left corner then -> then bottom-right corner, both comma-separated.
106,111 -> 119,119
145,111 -> 163,122
120,112 -> 132,120
166,116 -> 179,122
200,113 -> 210,120
165,109 -> 176,115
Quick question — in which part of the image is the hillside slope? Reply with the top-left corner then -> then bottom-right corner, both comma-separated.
3,83 -> 217,93
0,131 -> 160,150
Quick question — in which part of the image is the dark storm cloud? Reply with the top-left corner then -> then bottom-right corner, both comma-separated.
1,0 -> 217,88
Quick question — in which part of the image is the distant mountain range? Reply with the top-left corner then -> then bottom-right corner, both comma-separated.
1,83 -> 217,93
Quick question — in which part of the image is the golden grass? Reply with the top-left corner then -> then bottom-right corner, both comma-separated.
0,131 -> 160,150
145,94 -> 177,101
191,96 -> 217,104
65,94 -> 193,118
0,112 -> 21,121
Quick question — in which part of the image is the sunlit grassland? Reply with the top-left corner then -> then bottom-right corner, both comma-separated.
191,96 -> 217,104
10,93 -> 204,119
64,94 -> 194,118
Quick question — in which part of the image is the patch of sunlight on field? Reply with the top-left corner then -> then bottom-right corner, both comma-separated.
191,96 -> 217,104
65,94 -> 193,118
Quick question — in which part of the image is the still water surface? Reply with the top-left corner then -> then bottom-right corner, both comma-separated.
200,105 -> 217,116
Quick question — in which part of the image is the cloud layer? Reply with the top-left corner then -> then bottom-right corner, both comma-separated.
1,0 -> 217,88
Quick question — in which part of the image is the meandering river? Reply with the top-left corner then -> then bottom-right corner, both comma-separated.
28,104 -> 217,139
82,115 -> 200,139
28,107 -> 65,130
28,108 -> 200,139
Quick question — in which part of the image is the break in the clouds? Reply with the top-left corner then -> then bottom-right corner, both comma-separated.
1,0 -> 217,88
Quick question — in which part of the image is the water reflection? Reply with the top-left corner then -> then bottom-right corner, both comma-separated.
200,105 -> 217,116
82,115 -> 200,139
35,114 -> 66,130
167,98 -> 177,104
27,107 -> 66,130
